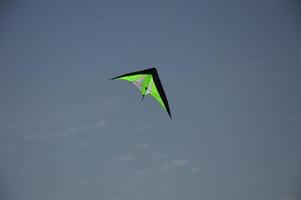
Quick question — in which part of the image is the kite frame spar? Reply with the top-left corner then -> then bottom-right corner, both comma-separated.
111,67 -> 172,118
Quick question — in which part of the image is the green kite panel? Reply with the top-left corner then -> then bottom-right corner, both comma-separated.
111,68 -> 171,118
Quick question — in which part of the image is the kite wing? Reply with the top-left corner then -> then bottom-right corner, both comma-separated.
111,67 -> 171,118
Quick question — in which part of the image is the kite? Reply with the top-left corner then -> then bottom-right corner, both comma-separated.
111,67 -> 172,118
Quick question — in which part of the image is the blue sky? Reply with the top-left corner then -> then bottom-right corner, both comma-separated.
0,0 -> 301,200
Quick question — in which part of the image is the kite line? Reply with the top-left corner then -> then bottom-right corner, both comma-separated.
163,52 -> 301,121
90,52 -> 301,81
170,95 -> 301,121
162,52 -> 301,79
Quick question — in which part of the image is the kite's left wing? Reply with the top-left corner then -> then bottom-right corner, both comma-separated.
111,67 -> 171,118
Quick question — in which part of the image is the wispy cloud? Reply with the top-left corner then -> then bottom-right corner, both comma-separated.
171,159 -> 188,167
136,170 -> 149,176
63,128 -> 79,137
133,125 -> 149,132
189,167 -> 200,172
19,162 -> 31,172
136,143 -> 151,150
23,119 -> 108,141
76,180 -> 88,188
23,134 -> 41,141
84,120 -> 108,128
23,133 -> 53,141
72,142 -> 88,149
115,154 -> 134,162
64,120 -> 108,137
162,159 -> 188,172
153,154 -> 169,160
3,143 -> 16,153
62,119 -> 108,138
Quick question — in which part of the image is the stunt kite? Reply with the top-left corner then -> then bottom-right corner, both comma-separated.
111,67 -> 171,118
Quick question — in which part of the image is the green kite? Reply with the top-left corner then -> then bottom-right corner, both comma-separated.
111,67 -> 171,118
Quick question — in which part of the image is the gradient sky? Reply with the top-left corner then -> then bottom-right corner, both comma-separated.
1,0 -> 301,200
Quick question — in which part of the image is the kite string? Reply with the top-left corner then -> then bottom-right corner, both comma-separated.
87,51 -> 301,82
161,52 -> 301,121
170,95 -> 301,121
160,52 -> 301,79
